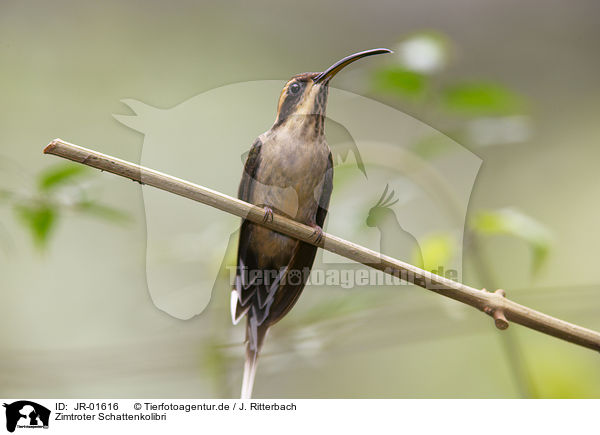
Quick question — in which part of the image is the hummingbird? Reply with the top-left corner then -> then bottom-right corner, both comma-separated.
232,48 -> 392,398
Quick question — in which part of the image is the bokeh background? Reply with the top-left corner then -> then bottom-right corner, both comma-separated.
1,0 -> 599,398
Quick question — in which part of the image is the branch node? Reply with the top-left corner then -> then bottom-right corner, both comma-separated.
482,288 -> 509,330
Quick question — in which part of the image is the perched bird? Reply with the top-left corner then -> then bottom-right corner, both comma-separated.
233,48 -> 392,398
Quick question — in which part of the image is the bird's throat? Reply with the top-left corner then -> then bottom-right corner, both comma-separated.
275,113 -> 325,140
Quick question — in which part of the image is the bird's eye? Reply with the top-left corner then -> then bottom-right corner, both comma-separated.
289,82 -> 301,95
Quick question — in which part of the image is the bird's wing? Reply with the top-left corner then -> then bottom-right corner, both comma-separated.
232,138 -> 263,324
238,138 -> 262,203
316,152 -> 334,228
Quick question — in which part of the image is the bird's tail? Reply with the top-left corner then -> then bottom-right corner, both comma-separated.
241,350 -> 258,399
241,319 -> 268,399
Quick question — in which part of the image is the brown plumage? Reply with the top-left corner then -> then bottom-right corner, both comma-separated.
232,49 -> 392,398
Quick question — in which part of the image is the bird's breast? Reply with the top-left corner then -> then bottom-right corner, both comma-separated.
251,130 -> 329,224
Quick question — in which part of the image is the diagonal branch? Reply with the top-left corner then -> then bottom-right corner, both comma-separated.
43,138 -> 600,353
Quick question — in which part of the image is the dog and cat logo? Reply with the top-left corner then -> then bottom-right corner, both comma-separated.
2,401 -> 50,432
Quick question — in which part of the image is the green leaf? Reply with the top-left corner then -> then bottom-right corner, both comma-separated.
471,208 -> 553,273
75,200 -> 131,223
14,203 -> 57,248
372,66 -> 428,98
442,82 -> 525,116
419,233 -> 453,272
38,164 -> 89,191
530,346 -> 598,398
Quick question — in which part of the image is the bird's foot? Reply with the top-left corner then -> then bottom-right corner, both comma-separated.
262,206 -> 274,223
309,224 -> 324,244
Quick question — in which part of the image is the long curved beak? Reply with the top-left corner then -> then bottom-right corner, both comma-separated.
314,48 -> 393,84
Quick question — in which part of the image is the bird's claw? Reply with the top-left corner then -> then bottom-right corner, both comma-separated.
262,207 -> 274,223
310,224 -> 324,244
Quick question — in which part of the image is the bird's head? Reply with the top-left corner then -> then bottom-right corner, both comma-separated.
274,48 -> 392,127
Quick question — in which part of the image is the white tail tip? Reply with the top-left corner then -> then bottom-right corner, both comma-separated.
241,354 -> 258,399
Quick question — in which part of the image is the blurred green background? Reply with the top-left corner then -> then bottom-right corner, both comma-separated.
1,0 -> 600,398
